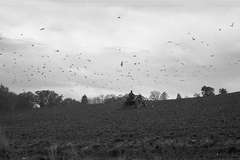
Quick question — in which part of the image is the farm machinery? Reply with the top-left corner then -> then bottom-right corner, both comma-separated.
121,94 -> 147,109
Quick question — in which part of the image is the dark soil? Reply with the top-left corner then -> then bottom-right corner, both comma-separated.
1,92 -> 240,159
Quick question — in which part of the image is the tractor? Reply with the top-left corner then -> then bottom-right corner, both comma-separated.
122,94 -> 147,109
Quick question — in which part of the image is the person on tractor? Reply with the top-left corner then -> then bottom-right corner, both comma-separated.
128,90 -> 135,105
129,90 -> 135,99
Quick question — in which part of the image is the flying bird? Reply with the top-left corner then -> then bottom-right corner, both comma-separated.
229,22 -> 234,27
40,28 -> 45,31
120,62 -> 123,67
192,38 -> 196,41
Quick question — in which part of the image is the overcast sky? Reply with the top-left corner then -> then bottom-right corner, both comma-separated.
0,0 -> 240,100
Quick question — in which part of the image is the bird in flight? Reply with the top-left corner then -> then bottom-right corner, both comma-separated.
229,22 -> 234,27
40,28 -> 45,31
120,62 -> 123,67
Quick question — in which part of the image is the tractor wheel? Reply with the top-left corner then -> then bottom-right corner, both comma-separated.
135,97 -> 142,108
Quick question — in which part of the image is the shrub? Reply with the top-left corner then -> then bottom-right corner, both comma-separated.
176,93 -> 182,99
219,88 -> 228,94
16,91 -> 37,109
81,95 -> 88,104
0,84 -> 18,110
0,126 -> 8,148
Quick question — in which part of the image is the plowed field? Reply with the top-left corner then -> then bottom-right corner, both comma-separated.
1,92 -> 240,159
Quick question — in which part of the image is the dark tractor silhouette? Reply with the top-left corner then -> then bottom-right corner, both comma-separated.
122,94 -> 147,109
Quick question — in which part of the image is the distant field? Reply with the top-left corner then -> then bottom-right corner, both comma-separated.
1,92 -> 240,159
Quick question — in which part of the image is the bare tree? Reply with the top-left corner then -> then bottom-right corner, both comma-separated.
149,90 -> 161,100
193,93 -> 201,98
99,94 -> 104,103
184,95 -> 189,99
160,91 -> 168,100
104,94 -> 116,104
92,97 -> 101,104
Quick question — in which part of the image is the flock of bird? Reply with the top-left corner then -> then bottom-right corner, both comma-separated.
0,20 -> 239,97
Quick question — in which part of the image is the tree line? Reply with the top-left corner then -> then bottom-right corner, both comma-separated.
0,83 -> 228,110
0,84 -> 81,111
149,86 -> 228,101
0,84 -> 129,110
